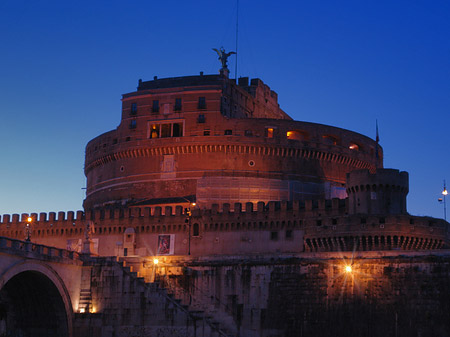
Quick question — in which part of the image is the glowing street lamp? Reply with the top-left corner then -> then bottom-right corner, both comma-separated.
185,202 -> 196,255
24,216 -> 32,242
345,265 -> 353,273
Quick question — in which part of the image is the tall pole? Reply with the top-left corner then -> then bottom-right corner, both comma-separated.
443,180 -> 448,221
235,0 -> 239,80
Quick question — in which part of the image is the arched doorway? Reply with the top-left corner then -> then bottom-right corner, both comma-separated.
0,270 -> 70,336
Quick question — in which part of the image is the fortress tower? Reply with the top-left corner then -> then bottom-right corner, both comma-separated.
84,73 -> 382,211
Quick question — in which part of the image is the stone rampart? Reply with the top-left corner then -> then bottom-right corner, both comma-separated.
0,200 -> 448,256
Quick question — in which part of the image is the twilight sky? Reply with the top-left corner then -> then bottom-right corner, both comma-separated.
0,0 -> 449,219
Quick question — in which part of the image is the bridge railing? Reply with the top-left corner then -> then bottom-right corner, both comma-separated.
0,236 -> 81,262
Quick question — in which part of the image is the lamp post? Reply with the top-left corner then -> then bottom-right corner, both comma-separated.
24,216 -> 32,242
442,180 -> 447,221
184,202 -> 196,255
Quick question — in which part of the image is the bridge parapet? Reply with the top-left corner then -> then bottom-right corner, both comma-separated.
0,236 -> 82,265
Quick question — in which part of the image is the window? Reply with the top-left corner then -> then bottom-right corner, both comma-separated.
193,223 -> 199,237
245,130 -> 253,137
160,123 -> 171,138
174,98 -> 182,111
270,231 -> 278,241
349,142 -> 360,151
323,135 -> 338,145
287,130 -> 308,141
224,129 -> 232,135
203,130 -> 210,136
198,114 -> 206,123
265,127 -> 274,138
152,100 -> 159,113
131,103 -> 137,115
149,121 -> 184,139
173,123 -> 182,137
129,120 -> 137,129
198,97 -> 206,109
285,230 -> 293,239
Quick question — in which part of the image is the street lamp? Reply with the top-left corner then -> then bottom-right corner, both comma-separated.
185,202 -> 196,255
24,216 -> 32,242
441,180 -> 447,221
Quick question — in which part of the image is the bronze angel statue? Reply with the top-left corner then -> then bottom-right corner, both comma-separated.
212,47 -> 236,69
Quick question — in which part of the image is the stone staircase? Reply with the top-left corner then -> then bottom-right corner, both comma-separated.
116,258 -> 234,337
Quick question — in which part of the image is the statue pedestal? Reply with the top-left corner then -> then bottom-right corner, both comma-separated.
220,68 -> 230,78
82,239 -> 95,255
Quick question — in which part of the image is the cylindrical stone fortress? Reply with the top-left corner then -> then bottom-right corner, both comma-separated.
84,74 -> 382,210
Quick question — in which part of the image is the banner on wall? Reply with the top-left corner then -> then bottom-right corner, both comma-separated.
157,234 -> 175,255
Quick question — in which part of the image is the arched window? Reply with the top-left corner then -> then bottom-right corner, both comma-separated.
287,130 -> 309,141
322,135 -> 338,145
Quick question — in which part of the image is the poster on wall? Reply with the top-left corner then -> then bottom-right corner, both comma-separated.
157,234 -> 175,255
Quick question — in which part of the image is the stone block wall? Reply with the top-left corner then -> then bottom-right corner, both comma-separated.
143,252 -> 450,337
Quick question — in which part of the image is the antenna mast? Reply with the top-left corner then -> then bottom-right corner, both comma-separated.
235,0 -> 239,79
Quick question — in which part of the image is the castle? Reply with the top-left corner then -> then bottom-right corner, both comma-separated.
1,62 -> 449,336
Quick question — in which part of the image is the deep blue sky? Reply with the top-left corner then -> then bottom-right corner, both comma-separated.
0,0 -> 449,219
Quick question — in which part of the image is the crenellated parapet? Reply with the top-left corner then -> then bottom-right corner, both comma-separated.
0,199 -> 448,254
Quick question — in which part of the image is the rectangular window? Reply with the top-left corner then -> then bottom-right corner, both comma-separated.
152,100 -> 159,113
203,130 -> 210,136
198,114 -> 206,123
198,97 -> 206,109
265,127 -> 274,138
129,120 -> 137,129
245,130 -> 253,137
131,103 -> 137,115
148,120 -> 184,139
224,129 -> 232,135
174,98 -> 182,111
160,124 -> 171,138
270,231 -> 278,241
172,123 -> 183,137
285,230 -> 293,239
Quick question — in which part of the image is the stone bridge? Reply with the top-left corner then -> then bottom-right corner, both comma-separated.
0,237 -> 227,337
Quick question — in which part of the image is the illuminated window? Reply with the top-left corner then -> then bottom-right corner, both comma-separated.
150,125 -> 159,139
349,143 -> 360,150
174,98 -> 182,111
198,97 -> 206,109
287,130 -> 308,141
265,127 -> 274,138
130,103 -> 137,115
152,100 -> 159,113
148,121 -> 184,139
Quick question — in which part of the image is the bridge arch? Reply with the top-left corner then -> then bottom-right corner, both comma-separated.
0,260 -> 73,337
